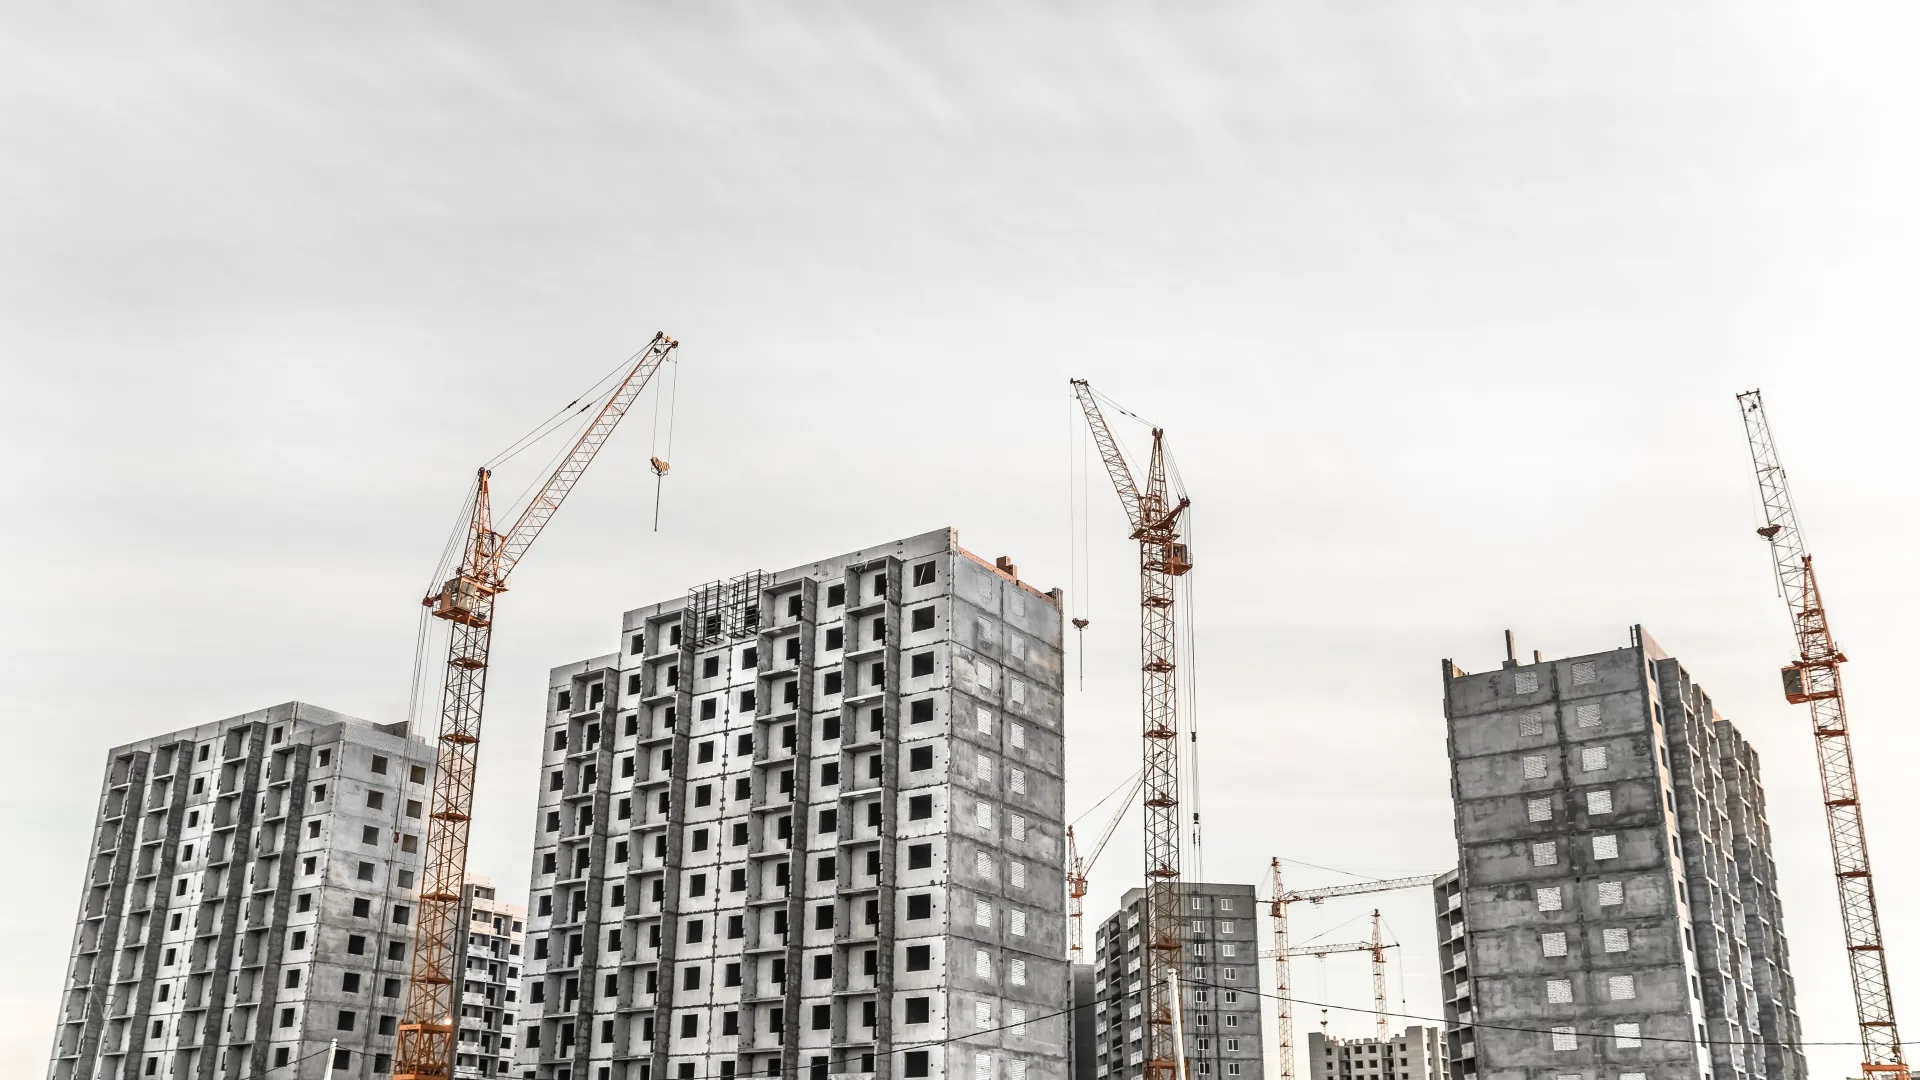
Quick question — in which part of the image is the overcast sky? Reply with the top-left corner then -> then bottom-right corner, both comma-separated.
5,3 -> 1919,1076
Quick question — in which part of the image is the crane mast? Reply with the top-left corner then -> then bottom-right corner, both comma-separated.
1260,921 -> 1397,1044
1071,378 -> 1192,1080
1069,776 -> 1145,956
1267,864 -> 1434,1080
1737,389 -> 1905,1080
395,333 -> 678,1080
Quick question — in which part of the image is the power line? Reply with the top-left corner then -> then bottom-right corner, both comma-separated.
1186,976 -> 1920,1051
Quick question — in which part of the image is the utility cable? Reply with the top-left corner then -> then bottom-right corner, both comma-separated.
1070,770 -> 1144,828
502,974 -> 1920,1080
485,349 -> 641,470
1185,976 -> 1913,1051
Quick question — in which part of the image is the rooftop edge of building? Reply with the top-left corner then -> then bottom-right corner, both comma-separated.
103,700 -> 421,758
1442,623 -> 1674,681
546,525 -> 1066,678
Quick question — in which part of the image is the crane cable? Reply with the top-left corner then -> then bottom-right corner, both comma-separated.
649,349 -> 681,531
404,345 -> 658,727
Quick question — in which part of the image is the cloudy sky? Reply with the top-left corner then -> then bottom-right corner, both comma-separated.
5,2 -> 1919,1075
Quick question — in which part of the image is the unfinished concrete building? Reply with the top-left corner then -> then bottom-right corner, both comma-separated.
1086,883 -> 1263,1080
1307,1027 -> 1444,1080
47,703 -> 437,1080
1435,628 -> 1805,1080
512,528 -> 1070,1080
455,878 -> 528,1078
1431,871 -> 1473,1080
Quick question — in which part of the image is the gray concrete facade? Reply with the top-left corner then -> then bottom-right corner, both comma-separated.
1087,883 -> 1264,1080
454,877 -> 528,1078
512,528 -> 1070,1080
1436,628 -> 1804,1080
1070,966 -> 1097,1080
1431,871 -> 1473,1080
47,702 -> 436,1080
1307,1027 -> 1444,1080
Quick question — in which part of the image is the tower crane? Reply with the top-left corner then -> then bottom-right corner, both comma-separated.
1267,860 -> 1434,1080
1259,911 -> 1397,1044
1068,775 -> 1144,957
1737,390 -> 1907,1080
1071,378 -> 1193,1080
395,333 -> 679,1080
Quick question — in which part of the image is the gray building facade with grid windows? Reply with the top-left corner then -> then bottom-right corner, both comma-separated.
47,703 -> 436,1080
1087,883 -> 1264,1080
1436,628 -> 1804,1080
455,878 -> 528,1078
1307,1027 -> 1444,1080
512,528 -> 1070,1080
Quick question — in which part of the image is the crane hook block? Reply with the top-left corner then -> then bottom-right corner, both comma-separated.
650,457 -> 671,476
1072,618 -> 1089,630
1757,524 -> 1782,540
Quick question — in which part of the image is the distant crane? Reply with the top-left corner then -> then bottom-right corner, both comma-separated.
1068,776 -> 1144,957
395,334 -> 679,1079
1737,390 -> 1907,1080
1071,378 -> 1193,1080
1267,860 -> 1435,1080
1260,911 -> 1397,1044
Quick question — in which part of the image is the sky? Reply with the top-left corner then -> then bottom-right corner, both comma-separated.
4,2 -> 1919,1076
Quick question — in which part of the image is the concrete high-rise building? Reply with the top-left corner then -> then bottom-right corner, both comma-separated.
455,878 -> 528,1078
1435,628 -> 1805,1080
1430,871 -> 1473,1080
47,703 -> 436,1080
1086,883 -> 1263,1080
512,528 -> 1069,1080
1306,1027 -> 1444,1080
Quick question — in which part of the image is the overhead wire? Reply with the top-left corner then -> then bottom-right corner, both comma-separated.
1070,769 -> 1144,828
484,349 -> 644,471
1190,976 -> 1917,1051
492,975 -> 1920,1080
406,478 -> 481,726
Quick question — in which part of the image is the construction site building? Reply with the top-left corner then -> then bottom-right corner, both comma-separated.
1431,870 -> 1473,1080
455,878 -> 528,1078
47,703 -> 436,1080
1307,1028 -> 1444,1080
1086,883 -> 1264,1080
511,528 -> 1070,1080
1436,628 -> 1805,1080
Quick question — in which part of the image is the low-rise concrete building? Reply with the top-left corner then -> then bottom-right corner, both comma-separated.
1307,1027 -> 1444,1080
47,703 -> 436,1080
1435,628 -> 1805,1080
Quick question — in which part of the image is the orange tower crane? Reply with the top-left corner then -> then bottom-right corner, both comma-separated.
1071,378 -> 1193,1080
1737,390 -> 1907,1080
395,333 -> 679,1079
1260,911 -> 1397,1041
1266,861 -> 1434,1080
1068,776 -> 1144,957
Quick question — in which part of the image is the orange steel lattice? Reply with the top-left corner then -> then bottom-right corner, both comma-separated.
395,333 -> 678,1079
1738,390 -> 1906,1080
1071,379 -> 1191,1080
1265,865 -> 1434,1080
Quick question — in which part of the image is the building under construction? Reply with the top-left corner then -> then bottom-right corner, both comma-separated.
1306,1027 -> 1443,1080
511,528 -> 1069,1080
1083,884 -> 1264,1080
1435,629 -> 1804,1080
47,703 -> 437,1080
